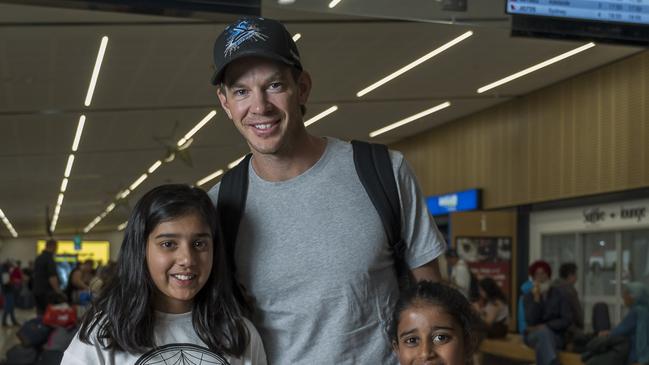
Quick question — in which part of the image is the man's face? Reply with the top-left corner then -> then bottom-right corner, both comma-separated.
217,57 -> 311,157
533,267 -> 549,284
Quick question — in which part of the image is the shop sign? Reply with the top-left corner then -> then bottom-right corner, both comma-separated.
583,205 -> 647,225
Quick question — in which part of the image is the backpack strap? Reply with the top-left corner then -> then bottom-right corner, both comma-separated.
216,153 -> 253,313
351,140 -> 412,286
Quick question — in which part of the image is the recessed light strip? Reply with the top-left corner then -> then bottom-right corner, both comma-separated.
0,208 -> 18,238
84,36 -> 109,107
177,110 -> 217,147
369,101 -> 451,138
328,0 -> 342,8
71,115 -> 86,152
64,154 -> 75,178
357,31 -> 473,97
228,156 -> 246,169
304,105 -> 338,127
60,178 -> 68,193
83,110 -> 216,234
148,160 -> 162,174
197,169 -> 225,187
117,221 -> 128,231
129,173 -> 148,191
292,33 -> 302,42
477,42 -> 596,94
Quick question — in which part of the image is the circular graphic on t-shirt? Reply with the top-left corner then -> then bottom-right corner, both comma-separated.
135,343 -> 230,365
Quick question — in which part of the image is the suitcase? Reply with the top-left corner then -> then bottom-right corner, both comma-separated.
17,317 -> 52,348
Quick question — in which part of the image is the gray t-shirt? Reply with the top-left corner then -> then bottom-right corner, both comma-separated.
209,137 -> 444,364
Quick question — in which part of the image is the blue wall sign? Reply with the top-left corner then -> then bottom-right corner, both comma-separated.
426,189 -> 481,216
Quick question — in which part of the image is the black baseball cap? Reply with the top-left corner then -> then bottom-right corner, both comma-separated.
211,17 -> 302,85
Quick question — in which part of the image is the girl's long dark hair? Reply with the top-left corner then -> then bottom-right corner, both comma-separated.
78,184 -> 249,357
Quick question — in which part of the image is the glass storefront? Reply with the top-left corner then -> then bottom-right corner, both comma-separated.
541,228 -> 649,328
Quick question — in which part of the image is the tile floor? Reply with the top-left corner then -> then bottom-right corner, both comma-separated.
0,308 -> 38,362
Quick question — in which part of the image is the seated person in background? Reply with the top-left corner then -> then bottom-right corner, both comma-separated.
524,260 -> 573,365
553,262 -> 585,336
599,282 -> 649,365
475,277 -> 509,338
518,279 -> 533,334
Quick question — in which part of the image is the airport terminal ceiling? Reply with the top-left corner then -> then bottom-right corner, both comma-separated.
0,0 -> 645,237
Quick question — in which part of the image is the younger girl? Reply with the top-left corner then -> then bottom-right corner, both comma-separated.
62,184 -> 266,364
391,281 -> 483,365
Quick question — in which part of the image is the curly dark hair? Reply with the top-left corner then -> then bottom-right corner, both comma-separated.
478,277 -> 507,303
390,281 -> 484,362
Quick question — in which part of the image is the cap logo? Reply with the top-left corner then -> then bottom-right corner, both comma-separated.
224,19 -> 269,58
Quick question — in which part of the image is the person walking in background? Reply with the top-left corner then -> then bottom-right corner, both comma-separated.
33,239 -> 64,315
2,260 -> 19,326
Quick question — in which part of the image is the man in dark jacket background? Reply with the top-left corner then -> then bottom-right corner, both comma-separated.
32,239 -> 63,315
524,260 -> 573,365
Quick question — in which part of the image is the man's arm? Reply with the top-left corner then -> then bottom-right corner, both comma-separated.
411,259 -> 442,282
48,275 -> 62,293
47,258 -> 63,295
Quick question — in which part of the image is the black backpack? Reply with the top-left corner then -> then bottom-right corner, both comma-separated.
217,140 -> 411,312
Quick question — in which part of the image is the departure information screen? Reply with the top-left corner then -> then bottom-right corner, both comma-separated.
507,0 -> 649,25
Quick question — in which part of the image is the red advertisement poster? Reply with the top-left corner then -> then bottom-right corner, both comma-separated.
455,237 -> 512,298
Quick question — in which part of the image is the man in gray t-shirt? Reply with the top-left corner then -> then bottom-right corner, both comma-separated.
208,17 -> 445,364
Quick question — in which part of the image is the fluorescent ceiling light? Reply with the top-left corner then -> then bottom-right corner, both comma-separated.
106,203 -> 116,213
119,189 -> 131,200
148,160 -> 162,174
304,105 -> 338,127
328,0 -> 342,8
197,169 -> 224,187
71,115 -> 86,152
60,178 -> 68,193
369,101 -> 451,138
64,154 -> 75,178
0,208 -> 18,238
117,221 -> 128,231
477,42 -> 596,94
54,205 -> 61,215
292,33 -> 302,42
177,110 -> 217,146
57,193 -> 64,206
228,156 -> 246,169
84,36 -> 109,107
129,173 -> 148,191
357,31 -> 473,97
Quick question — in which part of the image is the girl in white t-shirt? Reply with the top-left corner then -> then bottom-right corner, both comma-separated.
62,184 -> 266,365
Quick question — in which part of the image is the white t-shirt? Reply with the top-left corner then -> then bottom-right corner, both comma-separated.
61,312 -> 266,365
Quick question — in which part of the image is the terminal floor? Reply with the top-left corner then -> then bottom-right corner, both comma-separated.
0,308 -> 37,362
